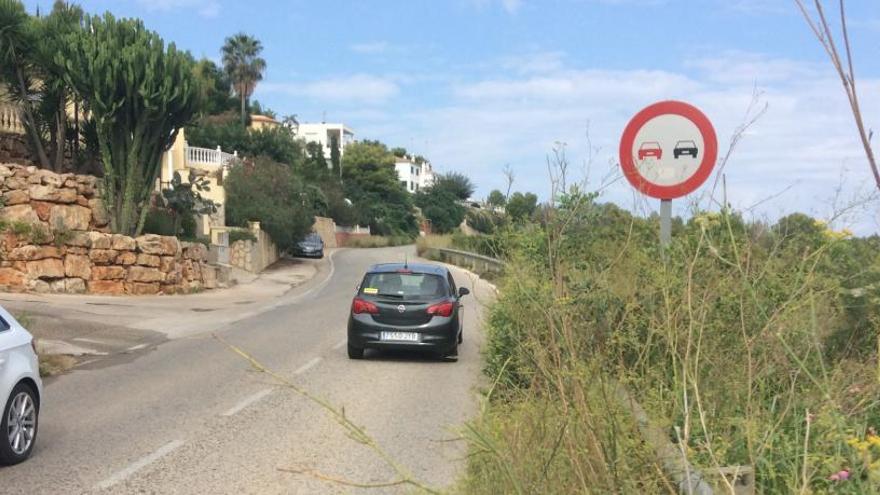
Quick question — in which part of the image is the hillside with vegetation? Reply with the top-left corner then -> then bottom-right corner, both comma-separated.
452,188 -> 880,493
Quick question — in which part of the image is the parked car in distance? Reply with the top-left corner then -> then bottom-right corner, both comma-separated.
0,306 -> 42,465
637,141 -> 663,160
673,140 -> 699,159
293,232 -> 324,258
347,263 -> 469,360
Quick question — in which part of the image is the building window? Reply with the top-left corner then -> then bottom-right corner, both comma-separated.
400,181 -> 407,189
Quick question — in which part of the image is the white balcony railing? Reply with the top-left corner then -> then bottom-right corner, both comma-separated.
185,145 -> 237,168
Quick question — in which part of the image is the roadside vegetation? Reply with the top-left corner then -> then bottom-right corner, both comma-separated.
457,189 -> 880,493
343,235 -> 413,249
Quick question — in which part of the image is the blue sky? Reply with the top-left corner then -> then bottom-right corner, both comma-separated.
24,0 -> 880,233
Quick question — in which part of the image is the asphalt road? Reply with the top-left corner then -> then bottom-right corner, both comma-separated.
0,246 -> 492,494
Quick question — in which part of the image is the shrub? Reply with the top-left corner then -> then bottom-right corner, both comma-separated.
344,235 -> 412,248
414,188 -> 465,234
466,209 -> 505,234
142,208 -> 176,236
158,170 -> 216,237
415,234 -> 452,257
228,230 -> 257,244
466,195 -> 880,493
186,118 -> 303,166
224,157 -> 315,252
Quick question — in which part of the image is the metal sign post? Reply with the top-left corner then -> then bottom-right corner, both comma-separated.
659,199 -> 672,247
619,100 -> 718,247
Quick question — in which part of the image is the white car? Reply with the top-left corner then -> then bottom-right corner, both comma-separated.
0,306 -> 42,465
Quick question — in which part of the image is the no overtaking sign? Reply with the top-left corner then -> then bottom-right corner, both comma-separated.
619,100 -> 718,200
619,100 -> 718,245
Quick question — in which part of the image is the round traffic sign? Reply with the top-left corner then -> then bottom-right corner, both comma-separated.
619,100 -> 718,199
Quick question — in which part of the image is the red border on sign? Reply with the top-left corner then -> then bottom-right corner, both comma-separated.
619,100 -> 718,199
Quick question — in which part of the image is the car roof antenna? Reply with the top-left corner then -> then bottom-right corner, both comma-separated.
404,254 -> 408,269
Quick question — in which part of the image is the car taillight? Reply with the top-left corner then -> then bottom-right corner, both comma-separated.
352,298 -> 379,315
427,302 -> 454,318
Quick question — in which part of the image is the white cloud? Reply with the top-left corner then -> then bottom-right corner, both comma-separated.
453,69 -> 701,101
725,0 -> 789,15
498,51 -> 567,74
501,0 -> 522,13
260,75 -> 400,105
350,41 -> 391,55
135,0 -> 220,18
467,0 -> 523,14
352,51 -> 879,233
685,51 -> 822,84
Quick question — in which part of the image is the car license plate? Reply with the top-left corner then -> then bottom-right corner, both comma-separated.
381,331 -> 419,342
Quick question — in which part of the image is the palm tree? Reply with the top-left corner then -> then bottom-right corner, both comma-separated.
221,33 -> 266,125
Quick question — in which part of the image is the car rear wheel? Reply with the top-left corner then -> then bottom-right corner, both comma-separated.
347,343 -> 364,359
0,382 -> 39,465
446,342 -> 459,361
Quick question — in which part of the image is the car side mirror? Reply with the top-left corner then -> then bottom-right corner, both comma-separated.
458,287 -> 470,297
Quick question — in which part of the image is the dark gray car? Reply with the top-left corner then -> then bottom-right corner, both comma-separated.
293,233 -> 324,258
347,263 -> 469,360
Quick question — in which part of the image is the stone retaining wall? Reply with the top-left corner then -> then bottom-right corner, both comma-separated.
0,163 -> 216,295
228,223 -> 278,274
0,163 -> 107,232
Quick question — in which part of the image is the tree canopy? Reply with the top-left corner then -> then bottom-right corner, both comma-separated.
415,187 -> 465,234
487,189 -> 506,208
342,141 -> 417,236
506,192 -> 539,222
432,172 -> 474,201
221,32 -> 266,124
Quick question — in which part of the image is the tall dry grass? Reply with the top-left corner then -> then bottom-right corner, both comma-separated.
460,194 -> 880,494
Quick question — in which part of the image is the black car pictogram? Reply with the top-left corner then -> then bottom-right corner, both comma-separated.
673,140 -> 698,159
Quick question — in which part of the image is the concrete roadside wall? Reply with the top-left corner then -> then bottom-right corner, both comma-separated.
313,216 -> 337,248
334,224 -> 372,247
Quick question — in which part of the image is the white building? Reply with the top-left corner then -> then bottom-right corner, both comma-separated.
395,157 -> 435,193
291,122 -> 355,162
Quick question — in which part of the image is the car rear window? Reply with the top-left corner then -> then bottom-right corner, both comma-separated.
360,272 -> 447,300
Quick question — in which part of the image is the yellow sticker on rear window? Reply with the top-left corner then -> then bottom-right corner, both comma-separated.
363,287 -> 378,294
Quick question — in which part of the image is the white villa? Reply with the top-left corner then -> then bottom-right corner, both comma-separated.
291,122 -> 355,162
395,157 -> 435,194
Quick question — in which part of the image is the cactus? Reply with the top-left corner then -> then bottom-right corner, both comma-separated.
57,13 -> 199,236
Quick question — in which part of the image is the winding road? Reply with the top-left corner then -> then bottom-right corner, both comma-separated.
0,246 -> 492,494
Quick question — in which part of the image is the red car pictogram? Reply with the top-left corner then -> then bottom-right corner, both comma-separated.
638,141 -> 662,160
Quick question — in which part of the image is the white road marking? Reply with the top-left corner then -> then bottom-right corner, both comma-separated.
126,344 -> 148,351
221,388 -> 274,417
333,338 -> 347,350
72,337 -> 111,346
291,249 -> 337,302
96,439 -> 184,490
294,357 -> 322,375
